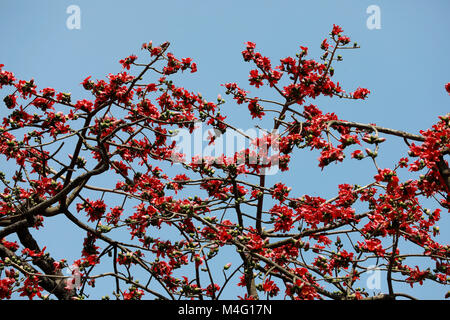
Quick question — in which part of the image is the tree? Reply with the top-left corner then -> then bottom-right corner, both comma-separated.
0,25 -> 448,300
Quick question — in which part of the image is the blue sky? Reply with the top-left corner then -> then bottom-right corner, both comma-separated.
0,0 -> 449,299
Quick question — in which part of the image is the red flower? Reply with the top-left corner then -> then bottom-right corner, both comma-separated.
123,287 -> 144,300
249,69 -> 264,88
331,250 -> 354,269
271,183 -> 291,201
181,57 -> 197,73
398,157 -> 409,168
146,83 -> 157,92
112,160 -> 130,176
41,87 -> 55,98
321,39 -> 330,51
81,76 -> 93,90
205,283 -> 220,297
318,146 -> 345,168
339,134 -> 360,148
74,99 -> 93,112
18,276 -> 43,300
270,204 -> 294,232
0,66 -> 16,88
106,206 -> 123,226
351,149 -> 364,160
76,198 -> 107,222
119,55 -> 137,70
445,82 -> 450,95
245,41 -> 256,50
223,82 -> 248,104
338,36 -> 351,45
299,46 -> 308,56
0,239 -> 19,251
0,277 -> 15,299
332,24 -> 343,35
3,94 -> 17,109
56,92 -> 72,104
352,87 -> 370,99
358,238 -> 385,257
190,62 -> 197,73
261,279 -> 280,297
32,98 -> 54,111
241,42 -> 256,62
247,99 -> 265,119
15,79 -> 37,98
251,188 -> 263,199
406,266 -> 430,287
374,168 -> 399,190
22,247 -> 47,258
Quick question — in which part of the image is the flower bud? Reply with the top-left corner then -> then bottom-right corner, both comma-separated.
365,148 -> 377,158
